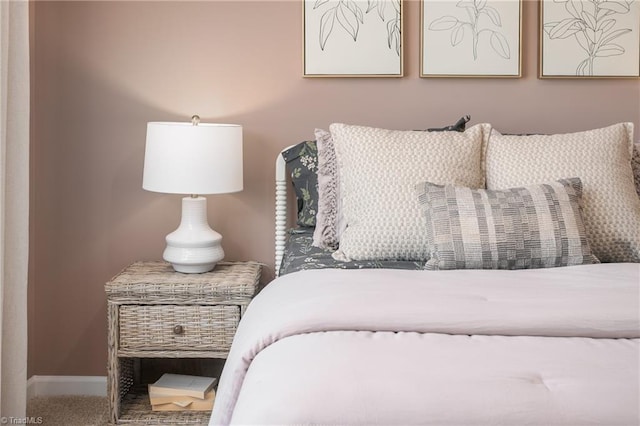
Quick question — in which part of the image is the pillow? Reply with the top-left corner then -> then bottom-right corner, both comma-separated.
312,115 -> 473,250
415,178 -> 599,270
426,114 -> 470,132
485,123 -> 640,263
312,128 -> 344,250
281,141 -> 318,227
330,122 -> 491,261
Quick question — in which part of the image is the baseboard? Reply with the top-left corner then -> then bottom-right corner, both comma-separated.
27,375 -> 107,398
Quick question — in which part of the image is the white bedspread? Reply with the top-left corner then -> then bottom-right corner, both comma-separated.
209,263 -> 640,425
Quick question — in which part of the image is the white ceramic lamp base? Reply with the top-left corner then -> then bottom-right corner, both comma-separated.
163,196 -> 224,274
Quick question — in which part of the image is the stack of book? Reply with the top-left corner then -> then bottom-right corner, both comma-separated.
148,373 -> 217,412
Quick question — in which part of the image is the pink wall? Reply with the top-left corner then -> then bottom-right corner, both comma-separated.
30,1 -> 639,376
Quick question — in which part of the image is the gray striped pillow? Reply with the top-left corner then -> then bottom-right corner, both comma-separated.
415,178 -> 599,270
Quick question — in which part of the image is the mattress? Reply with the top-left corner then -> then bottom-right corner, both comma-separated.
210,263 -> 640,425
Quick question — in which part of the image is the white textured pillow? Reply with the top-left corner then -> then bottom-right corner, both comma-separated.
331,122 -> 491,261
485,123 -> 640,263
312,128 -> 344,250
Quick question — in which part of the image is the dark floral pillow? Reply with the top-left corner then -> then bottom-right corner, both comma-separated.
427,115 -> 470,132
282,141 -> 318,227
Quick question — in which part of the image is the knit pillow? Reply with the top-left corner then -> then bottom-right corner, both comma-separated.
415,178 -> 599,270
330,122 -> 491,261
485,123 -> 640,263
313,117 -> 472,251
311,128 -> 344,250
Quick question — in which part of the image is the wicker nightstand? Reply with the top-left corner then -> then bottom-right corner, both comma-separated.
105,261 -> 262,425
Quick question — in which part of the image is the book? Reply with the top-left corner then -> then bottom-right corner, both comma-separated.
151,389 -> 215,412
149,387 -> 216,406
148,373 -> 217,400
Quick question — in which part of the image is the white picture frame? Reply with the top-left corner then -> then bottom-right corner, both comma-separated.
303,0 -> 403,77
540,0 -> 640,78
420,0 -> 522,78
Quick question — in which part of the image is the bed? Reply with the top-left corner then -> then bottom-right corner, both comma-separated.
210,121 -> 640,425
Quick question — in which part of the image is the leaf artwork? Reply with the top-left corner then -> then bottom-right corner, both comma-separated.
543,0 -> 635,76
315,0 -> 401,56
428,0 -> 511,60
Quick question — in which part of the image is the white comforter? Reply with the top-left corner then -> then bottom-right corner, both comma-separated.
210,263 -> 640,425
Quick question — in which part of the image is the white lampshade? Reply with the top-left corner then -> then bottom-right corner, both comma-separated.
142,119 -> 243,274
143,122 -> 243,195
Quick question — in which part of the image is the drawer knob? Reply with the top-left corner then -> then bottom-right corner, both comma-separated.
173,325 -> 184,335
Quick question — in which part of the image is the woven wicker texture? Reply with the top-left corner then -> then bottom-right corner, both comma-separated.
119,304 -> 239,351
106,261 -> 261,425
118,387 -> 210,425
106,261 -> 261,304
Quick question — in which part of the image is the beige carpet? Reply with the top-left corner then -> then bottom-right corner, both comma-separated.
27,396 -> 109,426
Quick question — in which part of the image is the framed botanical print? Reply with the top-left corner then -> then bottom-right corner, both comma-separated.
540,0 -> 640,78
303,0 -> 403,77
420,0 -> 522,77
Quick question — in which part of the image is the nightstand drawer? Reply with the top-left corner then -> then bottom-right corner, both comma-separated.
119,305 -> 240,351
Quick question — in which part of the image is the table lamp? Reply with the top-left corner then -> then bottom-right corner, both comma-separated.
142,116 -> 243,273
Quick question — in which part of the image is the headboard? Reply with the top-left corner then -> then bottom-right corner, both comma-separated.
274,146 -> 294,276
